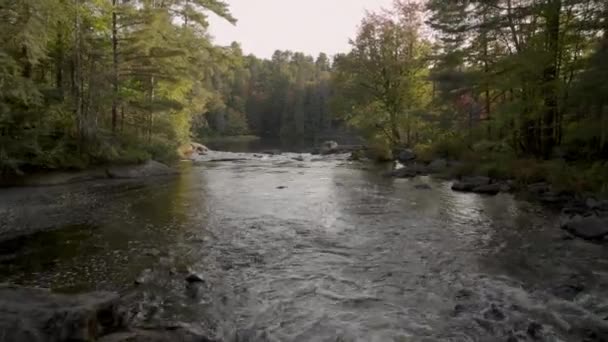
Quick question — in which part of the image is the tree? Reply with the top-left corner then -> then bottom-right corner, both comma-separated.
0,0 -> 236,173
333,1 -> 431,147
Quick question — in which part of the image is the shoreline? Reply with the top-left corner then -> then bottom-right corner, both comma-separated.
1,150 -> 606,243
0,160 -> 181,188
0,285 -> 215,342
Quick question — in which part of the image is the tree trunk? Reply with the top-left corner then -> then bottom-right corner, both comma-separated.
111,0 -> 119,132
481,5 -> 491,136
74,0 -> 84,146
389,108 -> 401,146
148,77 -> 155,143
120,105 -> 125,132
541,0 -> 561,158
55,30 -> 64,99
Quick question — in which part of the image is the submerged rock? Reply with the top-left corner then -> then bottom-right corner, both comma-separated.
262,149 -> 281,155
99,324 -> 215,342
561,216 -> 608,241
107,160 -> 177,179
387,164 -> 429,178
414,184 -> 432,190
527,182 -> 551,195
538,191 -> 573,205
134,268 -> 154,286
185,273 -> 205,284
320,141 -> 339,155
551,283 -> 585,300
0,285 -> 125,342
348,149 -> 365,161
483,304 -> 506,321
527,322 -> 544,340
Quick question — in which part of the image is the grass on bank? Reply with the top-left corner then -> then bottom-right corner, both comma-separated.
1,132 -> 181,176
411,135 -> 608,196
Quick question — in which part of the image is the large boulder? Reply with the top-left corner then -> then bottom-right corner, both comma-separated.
561,216 -> 608,241
427,158 -> 448,173
527,182 -> 551,195
107,160 -> 177,179
386,163 -> 429,178
99,324 -> 214,342
472,183 -> 502,195
0,285 -> 217,342
451,176 -> 491,192
191,143 -> 209,155
0,285 -> 125,342
395,149 -> 416,163
320,141 -> 339,155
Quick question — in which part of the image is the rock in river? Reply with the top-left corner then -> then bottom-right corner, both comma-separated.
320,141 -> 339,155
451,176 -> 491,192
415,184 -> 432,190
0,285 -> 218,342
387,164 -> 429,178
99,324 -> 214,342
472,183 -> 502,195
190,142 -> 209,155
185,272 -> 205,284
0,285 -> 125,341
395,149 -> 417,163
561,216 -> 608,241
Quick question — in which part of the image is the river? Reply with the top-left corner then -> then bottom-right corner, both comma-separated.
1,144 -> 607,341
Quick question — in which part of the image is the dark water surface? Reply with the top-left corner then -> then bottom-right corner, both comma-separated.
1,145 -> 608,341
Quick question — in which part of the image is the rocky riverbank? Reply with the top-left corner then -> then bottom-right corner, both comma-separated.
381,148 -> 608,242
1,160 -> 178,188
0,160 -> 184,242
0,285 -> 213,342
1,143 -> 608,341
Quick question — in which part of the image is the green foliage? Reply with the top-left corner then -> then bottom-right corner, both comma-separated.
332,1 -> 431,148
196,46 -> 334,141
429,135 -> 471,161
0,0 -> 236,175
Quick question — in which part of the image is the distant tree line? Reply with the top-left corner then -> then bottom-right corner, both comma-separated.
0,0 -> 238,173
199,45 -> 334,143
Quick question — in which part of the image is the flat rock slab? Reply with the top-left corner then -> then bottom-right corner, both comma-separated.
452,177 -> 492,193
472,183 -> 502,195
0,285 -> 124,342
561,216 -> 608,241
99,325 -> 215,342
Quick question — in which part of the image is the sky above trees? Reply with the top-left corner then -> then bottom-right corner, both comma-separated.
208,0 -> 395,58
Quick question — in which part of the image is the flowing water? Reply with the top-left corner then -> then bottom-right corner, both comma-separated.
1,145 -> 608,341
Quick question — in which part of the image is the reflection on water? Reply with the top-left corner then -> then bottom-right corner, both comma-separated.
1,149 -> 607,341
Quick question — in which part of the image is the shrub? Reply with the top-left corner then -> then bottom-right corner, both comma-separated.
505,159 -> 543,184
430,135 -> 471,160
413,143 -> 434,163
145,137 -> 179,164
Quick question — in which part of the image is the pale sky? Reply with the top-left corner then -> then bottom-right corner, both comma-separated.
208,0 -> 395,59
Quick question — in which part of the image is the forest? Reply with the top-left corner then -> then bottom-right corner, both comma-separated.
1,0 -> 608,192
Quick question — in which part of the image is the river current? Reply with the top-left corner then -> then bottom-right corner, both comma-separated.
1,146 -> 607,341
